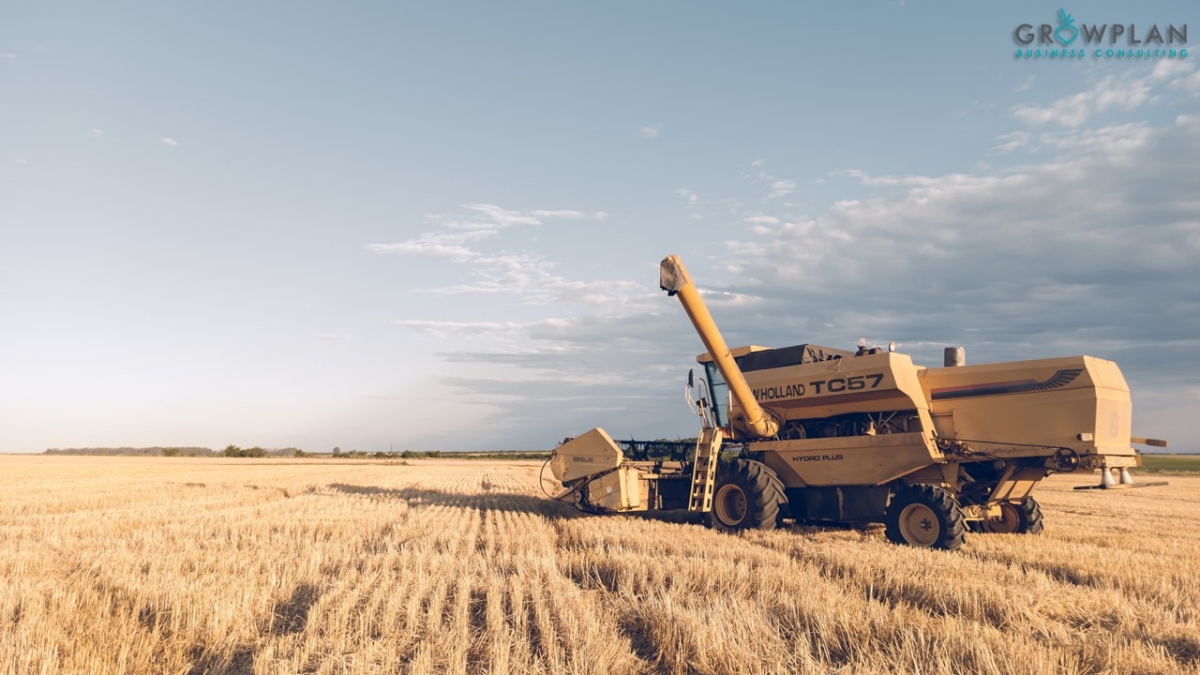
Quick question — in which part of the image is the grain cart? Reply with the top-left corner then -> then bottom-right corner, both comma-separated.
548,255 -> 1166,550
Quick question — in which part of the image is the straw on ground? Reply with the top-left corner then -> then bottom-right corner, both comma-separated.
1,456 -> 1197,674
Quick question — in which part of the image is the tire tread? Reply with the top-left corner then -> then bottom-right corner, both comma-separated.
709,459 -> 786,532
885,483 -> 966,551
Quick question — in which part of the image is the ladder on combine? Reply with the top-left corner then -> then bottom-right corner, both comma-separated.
688,426 -> 724,512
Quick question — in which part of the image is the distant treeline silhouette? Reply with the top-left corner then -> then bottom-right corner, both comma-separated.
44,446 -> 301,457
43,446 -> 551,460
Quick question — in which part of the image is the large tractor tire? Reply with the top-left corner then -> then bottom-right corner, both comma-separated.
971,498 -> 1044,535
708,459 -> 785,533
885,484 -> 966,551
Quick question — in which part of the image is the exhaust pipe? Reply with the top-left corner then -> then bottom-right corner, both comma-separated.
944,347 -> 966,367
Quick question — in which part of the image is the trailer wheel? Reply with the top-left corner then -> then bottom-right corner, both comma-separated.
885,484 -> 966,551
708,459 -> 784,533
975,498 -> 1044,534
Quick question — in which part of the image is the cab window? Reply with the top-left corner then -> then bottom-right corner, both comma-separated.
703,363 -> 730,428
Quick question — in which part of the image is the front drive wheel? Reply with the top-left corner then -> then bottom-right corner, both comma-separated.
707,459 -> 785,533
885,484 -> 966,551
974,498 -> 1044,534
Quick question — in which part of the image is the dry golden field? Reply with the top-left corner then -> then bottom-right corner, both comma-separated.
1,456 -> 1198,675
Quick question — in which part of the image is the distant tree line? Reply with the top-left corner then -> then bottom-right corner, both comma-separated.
45,447 -> 215,457
330,447 -> 433,459
217,445 -> 305,458
44,446 -> 551,460
330,448 -> 548,460
45,446 -> 301,458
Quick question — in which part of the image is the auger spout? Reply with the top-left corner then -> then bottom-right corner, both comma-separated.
659,254 -> 779,439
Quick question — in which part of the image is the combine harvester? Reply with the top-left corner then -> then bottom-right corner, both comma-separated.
549,255 -> 1167,550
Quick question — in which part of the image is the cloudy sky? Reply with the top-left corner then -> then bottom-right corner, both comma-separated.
1,2 -> 1196,453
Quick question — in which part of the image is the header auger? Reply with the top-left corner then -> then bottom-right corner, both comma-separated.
548,255 -> 1167,550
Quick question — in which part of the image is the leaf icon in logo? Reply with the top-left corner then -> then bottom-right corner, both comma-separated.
1056,8 -> 1078,46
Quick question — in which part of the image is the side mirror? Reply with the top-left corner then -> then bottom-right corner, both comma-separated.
687,368 -> 694,389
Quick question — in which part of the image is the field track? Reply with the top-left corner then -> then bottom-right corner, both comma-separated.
1,456 -> 1198,674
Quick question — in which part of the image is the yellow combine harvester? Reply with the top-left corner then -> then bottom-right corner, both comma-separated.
549,255 -> 1167,550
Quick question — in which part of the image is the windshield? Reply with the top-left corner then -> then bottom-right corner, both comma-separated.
703,362 -> 730,429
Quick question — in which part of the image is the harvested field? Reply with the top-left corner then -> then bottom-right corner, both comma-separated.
1,455 -> 1198,675
1140,454 -> 1200,474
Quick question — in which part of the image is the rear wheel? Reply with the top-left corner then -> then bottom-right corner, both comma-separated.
974,498 -> 1044,534
885,484 -> 966,551
708,459 -> 785,532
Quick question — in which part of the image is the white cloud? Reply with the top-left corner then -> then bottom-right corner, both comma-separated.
1173,69 -> 1200,94
395,320 -> 530,337
1035,122 -> 1153,155
676,188 -> 699,206
1150,59 -> 1193,82
0,53 -> 15,59
747,160 -> 801,200
767,179 -> 796,199
743,215 -> 780,225
456,203 -> 539,228
417,252 -> 646,308
1012,63 -> 1195,129
531,209 -> 585,219
366,239 -> 477,262
992,130 -> 1031,153
432,311 -> 699,395
640,126 -> 661,139
1015,76 -> 1035,93
371,203 -> 607,262
88,129 -> 104,136
839,169 -> 941,187
317,333 -> 350,340
161,137 -> 178,146
1012,78 -> 1147,128
369,204 -> 644,309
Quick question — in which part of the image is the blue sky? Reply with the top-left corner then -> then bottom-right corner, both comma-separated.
1,1 -> 1197,452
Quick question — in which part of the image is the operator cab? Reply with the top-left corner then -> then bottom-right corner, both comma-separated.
697,343 -> 858,429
